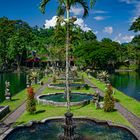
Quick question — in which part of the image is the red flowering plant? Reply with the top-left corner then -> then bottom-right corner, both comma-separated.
26,86 -> 36,114
27,86 -> 35,99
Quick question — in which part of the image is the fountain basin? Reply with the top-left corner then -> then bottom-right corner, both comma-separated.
48,83 -> 87,89
37,93 -> 93,106
1,117 -> 139,140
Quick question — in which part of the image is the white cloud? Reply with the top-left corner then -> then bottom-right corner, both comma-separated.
94,16 -> 110,21
103,26 -> 113,34
93,10 -> 108,14
130,16 -> 137,23
122,35 -> 134,42
120,0 -> 140,19
44,16 -> 57,29
114,33 -> 134,43
44,16 -> 91,32
119,0 -> 133,4
135,2 -> 140,16
94,16 -> 105,21
94,31 -> 98,34
70,7 -> 83,16
74,18 -> 91,32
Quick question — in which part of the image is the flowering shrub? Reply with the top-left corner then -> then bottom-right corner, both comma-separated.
26,86 -> 36,114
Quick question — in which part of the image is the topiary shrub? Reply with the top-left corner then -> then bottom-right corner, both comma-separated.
26,86 -> 36,114
104,84 -> 115,112
53,76 -> 57,83
84,84 -> 90,90
81,75 -> 84,82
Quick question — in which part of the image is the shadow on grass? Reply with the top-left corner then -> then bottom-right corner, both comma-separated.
11,99 -> 20,102
14,121 -> 26,126
35,110 -> 46,114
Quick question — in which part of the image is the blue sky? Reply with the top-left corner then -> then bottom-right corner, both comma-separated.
0,0 -> 139,43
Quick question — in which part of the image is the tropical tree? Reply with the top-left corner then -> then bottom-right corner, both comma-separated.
40,0 -> 96,112
130,16 -> 140,70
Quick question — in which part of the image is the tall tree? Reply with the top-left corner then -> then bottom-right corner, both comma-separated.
40,0 -> 96,112
130,16 -> 140,70
130,16 -> 140,32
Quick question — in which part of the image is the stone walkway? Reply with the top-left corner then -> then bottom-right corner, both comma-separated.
0,79 -> 51,136
85,78 -> 140,139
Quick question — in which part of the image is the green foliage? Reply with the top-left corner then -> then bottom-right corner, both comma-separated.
84,84 -> 90,90
26,87 -> 36,114
52,75 -> 57,83
130,16 -> 140,32
0,15 -> 139,71
81,75 -> 84,82
104,85 -> 115,112
74,39 -> 118,69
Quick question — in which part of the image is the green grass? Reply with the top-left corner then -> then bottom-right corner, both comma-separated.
0,76 -> 50,113
42,86 -> 95,95
3,74 -> 134,130
82,73 -> 140,117
15,82 -> 133,129
0,85 -> 40,112
16,103 -> 133,129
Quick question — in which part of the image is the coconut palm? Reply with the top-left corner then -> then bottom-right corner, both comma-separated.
97,71 -> 109,83
40,0 -> 96,112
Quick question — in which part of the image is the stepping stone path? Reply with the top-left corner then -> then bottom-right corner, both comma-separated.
0,79 -> 52,137
85,78 -> 140,139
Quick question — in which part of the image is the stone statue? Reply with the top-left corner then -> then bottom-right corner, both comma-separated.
5,81 -> 11,101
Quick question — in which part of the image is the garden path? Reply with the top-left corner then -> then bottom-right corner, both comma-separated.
85,78 -> 140,139
0,79 -> 51,136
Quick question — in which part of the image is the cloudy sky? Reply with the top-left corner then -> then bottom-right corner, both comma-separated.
0,0 -> 139,43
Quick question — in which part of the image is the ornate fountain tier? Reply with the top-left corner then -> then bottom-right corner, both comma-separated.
37,92 -> 93,107
59,112 -> 81,140
2,117 -> 139,140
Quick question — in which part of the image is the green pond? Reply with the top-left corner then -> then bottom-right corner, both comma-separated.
0,72 -> 26,102
40,93 -> 93,102
110,72 -> 140,101
4,119 -> 137,140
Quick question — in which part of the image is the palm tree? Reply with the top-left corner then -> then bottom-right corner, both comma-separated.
40,0 -> 96,112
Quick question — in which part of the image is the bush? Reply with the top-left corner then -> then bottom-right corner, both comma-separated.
81,75 -> 84,82
26,86 -> 36,114
53,76 -> 57,83
84,84 -> 90,90
104,84 -> 114,112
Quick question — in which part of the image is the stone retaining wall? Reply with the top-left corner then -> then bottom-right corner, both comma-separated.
37,93 -> 91,107
1,117 -> 139,140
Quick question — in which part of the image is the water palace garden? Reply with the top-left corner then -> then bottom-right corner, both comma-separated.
0,0 -> 140,140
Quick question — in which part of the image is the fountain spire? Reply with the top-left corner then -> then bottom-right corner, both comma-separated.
65,3 -> 70,112
59,2 -> 82,139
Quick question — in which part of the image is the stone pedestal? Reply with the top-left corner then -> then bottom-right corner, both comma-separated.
59,112 -> 81,140
5,81 -> 11,101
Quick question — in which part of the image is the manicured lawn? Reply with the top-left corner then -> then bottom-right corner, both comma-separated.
82,73 -> 140,118
3,74 -> 134,130
16,103 -> 133,128
42,86 -> 95,95
0,76 -> 50,113
0,85 -> 40,112
16,80 -> 133,129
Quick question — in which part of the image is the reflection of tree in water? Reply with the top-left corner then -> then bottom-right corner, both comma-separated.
110,72 -> 140,101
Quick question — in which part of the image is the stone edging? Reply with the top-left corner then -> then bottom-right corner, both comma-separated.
1,116 -> 139,140
37,93 -> 93,107
48,84 -> 86,90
